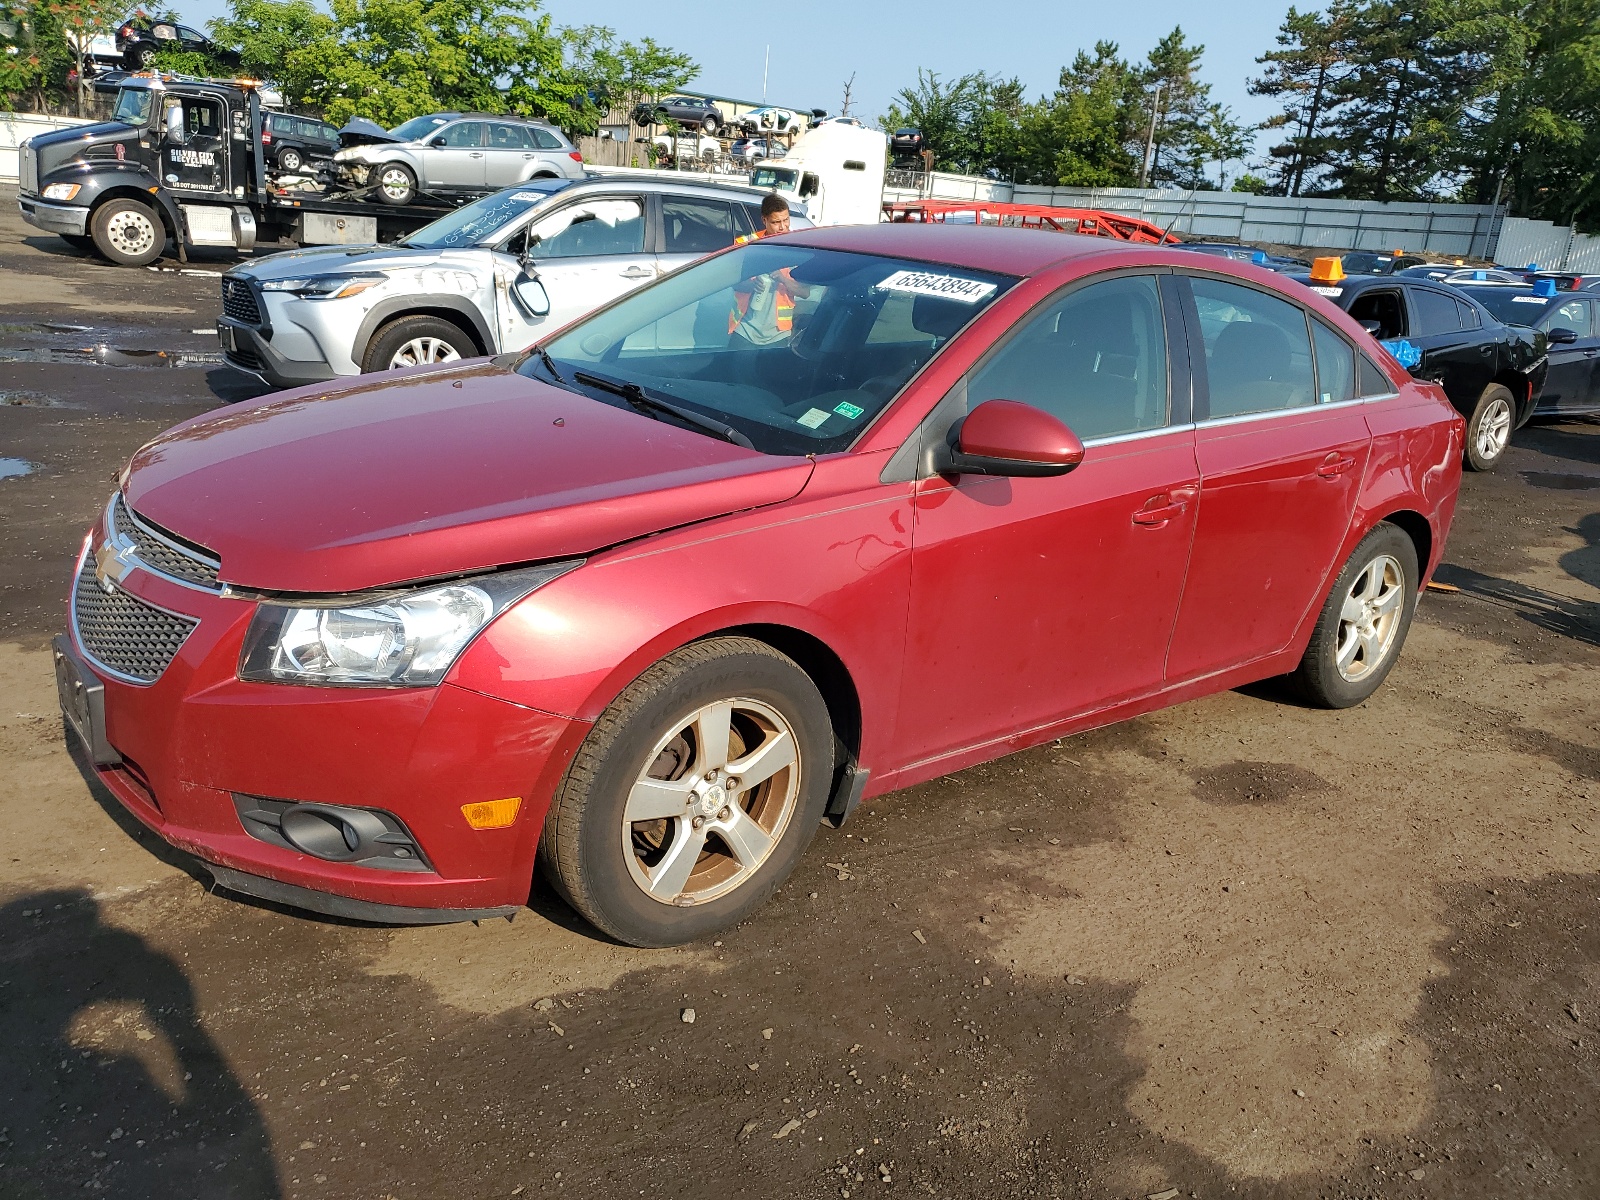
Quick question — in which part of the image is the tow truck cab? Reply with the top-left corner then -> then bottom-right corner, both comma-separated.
18,74 -> 449,267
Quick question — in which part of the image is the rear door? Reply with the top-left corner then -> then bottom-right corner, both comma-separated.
482,121 -> 533,187
1164,273 -> 1372,683
1536,297 -> 1598,412
1405,284 -> 1495,404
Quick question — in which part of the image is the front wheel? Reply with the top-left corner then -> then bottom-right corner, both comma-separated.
1465,383 -> 1515,471
91,198 -> 164,267
701,115 -> 720,135
1291,523 -> 1419,708
278,146 -> 304,172
540,637 -> 834,946
362,315 -> 474,373
374,162 -> 417,206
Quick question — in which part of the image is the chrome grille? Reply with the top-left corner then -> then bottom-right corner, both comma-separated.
113,496 -> 221,588
221,277 -> 262,324
73,560 -> 198,683
21,143 -> 38,196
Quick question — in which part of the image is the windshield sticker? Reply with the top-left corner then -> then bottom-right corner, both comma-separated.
832,400 -> 865,420
511,191 -> 543,202
1512,296 -> 1548,303
874,270 -> 997,304
1310,286 -> 1343,297
796,408 -> 832,429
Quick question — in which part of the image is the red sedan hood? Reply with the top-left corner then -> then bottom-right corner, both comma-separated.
124,361 -> 814,593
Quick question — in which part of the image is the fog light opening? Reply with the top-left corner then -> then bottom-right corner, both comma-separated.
280,807 -> 359,860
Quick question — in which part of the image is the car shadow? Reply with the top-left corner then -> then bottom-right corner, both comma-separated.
0,888 -> 282,1198
1518,420 -> 1600,468
19,234 -> 95,261
1432,559 -> 1600,650
204,365 -> 276,404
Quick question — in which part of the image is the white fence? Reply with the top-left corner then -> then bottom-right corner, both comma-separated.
1492,216 -> 1600,272
0,112 -> 93,181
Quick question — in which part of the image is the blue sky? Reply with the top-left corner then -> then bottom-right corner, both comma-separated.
184,0 -> 1292,161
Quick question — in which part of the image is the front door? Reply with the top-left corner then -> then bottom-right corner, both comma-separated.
160,95 -> 227,194
499,195 -> 654,339
1164,274 -> 1372,682
422,121 -> 486,190
895,273 -> 1200,766
1537,297 -> 1598,412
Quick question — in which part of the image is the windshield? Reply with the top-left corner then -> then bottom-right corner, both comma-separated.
524,244 -> 1016,456
112,88 -> 154,126
390,114 -> 451,142
400,182 -> 573,249
751,166 -> 797,190
1459,288 -> 1550,326
1342,252 -> 1395,275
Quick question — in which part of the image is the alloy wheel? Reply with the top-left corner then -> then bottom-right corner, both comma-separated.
379,167 -> 412,200
621,697 -> 801,906
1334,553 -> 1405,682
1475,396 -> 1512,462
387,337 -> 461,368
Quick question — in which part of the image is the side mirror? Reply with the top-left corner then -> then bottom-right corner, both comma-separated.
947,400 -> 1085,478
513,273 -> 549,318
1547,326 -> 1580,345
429,135 -> 448,148
164,105 -> 187,146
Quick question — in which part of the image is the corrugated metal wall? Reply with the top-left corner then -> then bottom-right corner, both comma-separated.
1493,217 -> 1600,271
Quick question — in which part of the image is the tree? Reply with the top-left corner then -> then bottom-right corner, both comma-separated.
1196,102 -> 1254,188
879,69 -> 986,171
1032,41 -> 1143,186
1140,27 -> 1211,187
1231,172 -> 1271,193
1250,4 -> 1356,195
560,24 -> 696,133
0,0 -> 61,111
42,0 -> 124,114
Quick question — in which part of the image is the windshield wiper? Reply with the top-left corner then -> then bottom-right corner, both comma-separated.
572,370 -> 754,449
529,343 -> 565,384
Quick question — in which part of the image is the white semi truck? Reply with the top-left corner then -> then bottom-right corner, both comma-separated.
749,122 -> 888,226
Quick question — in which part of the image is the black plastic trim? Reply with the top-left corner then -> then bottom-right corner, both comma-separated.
206,864 -> 518,925
825,763 -> 870,828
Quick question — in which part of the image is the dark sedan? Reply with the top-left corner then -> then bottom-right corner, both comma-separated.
1453,282 -> 1600,420
1293,263 -> 1547,471
631,96 -> 724,135
115,17 -> 240,70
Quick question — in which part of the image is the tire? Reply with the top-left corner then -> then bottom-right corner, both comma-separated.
374,162 -> 417,206
539,637 -> 834,946
1464,383 -> 1515,471
60,234 -> 95,253
361,315 -> 475,373
701,115 -> 719,135
90,198 -> 164,267
131,45 -> 156,68
1291,523 -> 1419,709
278,147 -> 303,172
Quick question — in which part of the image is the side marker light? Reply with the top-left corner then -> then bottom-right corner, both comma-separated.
462,797 -> 522,829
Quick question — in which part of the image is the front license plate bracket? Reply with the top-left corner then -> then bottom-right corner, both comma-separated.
53,635 -> 121,766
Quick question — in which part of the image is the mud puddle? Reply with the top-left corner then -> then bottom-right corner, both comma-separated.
0,458 -> 38,480
0,346 -> 224,369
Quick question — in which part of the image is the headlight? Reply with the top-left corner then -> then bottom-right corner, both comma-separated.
239,561 -> 581,687
43,182 -> 82,201
259,272 -> 386,299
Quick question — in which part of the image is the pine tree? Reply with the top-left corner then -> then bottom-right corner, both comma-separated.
1250,3 -> 1355,195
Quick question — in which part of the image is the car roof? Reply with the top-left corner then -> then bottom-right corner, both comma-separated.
784,223 -> 1198,277
574,173 -> 785,203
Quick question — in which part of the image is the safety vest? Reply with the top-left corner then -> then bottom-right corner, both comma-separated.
728,231 -> 795,334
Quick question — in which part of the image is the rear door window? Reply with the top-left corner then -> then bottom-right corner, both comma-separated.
1189,277 -> 1316,417
1311,320 -> 1356,404
662,197 -> 740,254
530,128 -> 564,150
1358,355 -> 1393,396
1455,298 -> 1482,330
1409,288 -> 1463,335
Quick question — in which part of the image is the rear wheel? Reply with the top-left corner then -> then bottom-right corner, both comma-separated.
540,637 -> 834,946
1464,383 -> 1515,471
1291,523 -> 1418,708
91,198 -> 164,267
701,115 -> 720,135
375,162 -> 417,206
362,315 -> 474,373
130,45 -> 156,68
277,146 -> 304,172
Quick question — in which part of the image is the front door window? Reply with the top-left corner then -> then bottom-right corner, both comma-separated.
161,96 -> 226,192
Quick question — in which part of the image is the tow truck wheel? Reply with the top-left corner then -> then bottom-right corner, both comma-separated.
1464,383 -> 1515,472
91,198 -> 164,267
376,163 -> 417,206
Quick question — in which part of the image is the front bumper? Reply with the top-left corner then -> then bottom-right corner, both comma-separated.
59,529 -> 592,920
19,195 -> 90,237
218,317 -> 338,388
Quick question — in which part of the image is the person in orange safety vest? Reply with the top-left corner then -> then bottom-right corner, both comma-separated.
728,194 -> 809,346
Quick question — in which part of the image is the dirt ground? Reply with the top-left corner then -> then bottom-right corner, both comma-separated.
2,183 -> 1598,1200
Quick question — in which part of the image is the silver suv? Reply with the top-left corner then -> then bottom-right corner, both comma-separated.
333,113 -> 586,206
217,175 -> 811,388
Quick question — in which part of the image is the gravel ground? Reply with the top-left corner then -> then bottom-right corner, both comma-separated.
2,184 -> 1598,1200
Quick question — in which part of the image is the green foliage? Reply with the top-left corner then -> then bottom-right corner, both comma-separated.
1231,172 -> 1271,193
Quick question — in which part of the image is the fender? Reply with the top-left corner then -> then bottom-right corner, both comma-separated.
352,293 -> 496,362
45,164 -> 187,243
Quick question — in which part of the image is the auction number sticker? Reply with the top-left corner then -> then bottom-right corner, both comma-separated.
796,408 -> 832,429
1512,296 -> 1548,303
875,270 -> 997,303
1310,286 -> 1343,297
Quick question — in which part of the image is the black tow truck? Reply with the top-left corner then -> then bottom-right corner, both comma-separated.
17,73 -> 454,267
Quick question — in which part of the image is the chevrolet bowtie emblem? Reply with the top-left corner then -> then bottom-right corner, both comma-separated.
93,540 -> 138,593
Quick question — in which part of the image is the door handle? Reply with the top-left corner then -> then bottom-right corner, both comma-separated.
1316,452 -> 1357,479
523,153 -> 535,158
1478,343 -> 1496,355
620,265 -> 655,279
468,151 -> 483,158
1131,490 -> 1191,527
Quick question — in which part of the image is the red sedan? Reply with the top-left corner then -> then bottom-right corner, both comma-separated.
55,224 -> 1463,946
